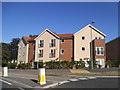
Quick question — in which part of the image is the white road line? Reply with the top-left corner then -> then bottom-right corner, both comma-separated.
0,79 -> 12,85
87,77 -> 96,79
79,78 -> 88,80
69,79 -> 79,81
58,80 -> 70,85
19,87 -> 25,90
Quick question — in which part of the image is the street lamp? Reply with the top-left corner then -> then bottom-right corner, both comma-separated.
90,21 -> 95,69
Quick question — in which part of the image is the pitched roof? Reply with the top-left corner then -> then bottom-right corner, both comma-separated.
57,34 -> 74,38
74,24 -> 106,37
22,36 -> 36,43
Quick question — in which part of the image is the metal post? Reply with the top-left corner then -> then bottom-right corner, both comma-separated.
90,21 -> 95,69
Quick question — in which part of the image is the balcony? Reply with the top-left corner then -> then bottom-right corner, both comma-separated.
49,43 -> 55,47
49,53 -> 55,58
38,44 -> 43,48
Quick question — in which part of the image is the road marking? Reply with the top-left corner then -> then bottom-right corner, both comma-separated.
58,80 -> 70,85
0,79 -> 12,85
87,77 -> 96,79
19,87 -> 25,90
79,78 -> 88,80
69,79 -> 79,81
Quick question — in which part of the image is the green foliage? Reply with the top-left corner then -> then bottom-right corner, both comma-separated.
2,62 -> 8,67
106,60 -> 120,67
17,63 -> 32,69
2,43 -> 11,62
76,61 -> 85,69
34,62 -> 44,69
7,63 -> 17,69
29,35 -> 38,37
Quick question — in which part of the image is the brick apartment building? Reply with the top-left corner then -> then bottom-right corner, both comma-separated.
106,37 -> 120,61
17,24 -> 106,68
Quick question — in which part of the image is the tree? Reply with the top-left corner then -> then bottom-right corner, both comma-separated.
1,43 -> 11,62
29,34 -> 38,37
9,38 -> 20,62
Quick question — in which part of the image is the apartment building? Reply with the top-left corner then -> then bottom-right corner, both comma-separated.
34,29 -> 73,62
17,24 -> 106,68
106,37 -> 120,61
17,36 -> 35,64
74,24 -> 106,68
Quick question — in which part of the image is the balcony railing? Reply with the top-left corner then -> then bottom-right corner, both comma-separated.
38,54 -> 43,58
38,44 -> 43,48
49,43 -> 55,47
49,53 -> 55,58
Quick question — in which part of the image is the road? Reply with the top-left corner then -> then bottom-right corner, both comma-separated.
53,77 -> 119,88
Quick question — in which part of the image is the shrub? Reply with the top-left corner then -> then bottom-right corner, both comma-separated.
7,63 -> 17,69
106,60 -> 120,67
76,61 -> 85,69
17,63 -> 32,69
2,62 -> 8,67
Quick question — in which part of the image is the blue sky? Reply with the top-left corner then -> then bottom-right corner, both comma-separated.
2,2 -> 118,43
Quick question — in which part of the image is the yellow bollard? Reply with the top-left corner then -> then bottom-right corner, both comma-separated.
38,68 -> 46,85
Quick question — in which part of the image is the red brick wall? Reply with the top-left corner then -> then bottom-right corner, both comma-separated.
93,39 -> 106,60
59,39 -> 73,62
28,42 -> 35,63
106,37 -> 120,61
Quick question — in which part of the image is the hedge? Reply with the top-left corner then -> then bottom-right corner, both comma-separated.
17,63 -> 32,69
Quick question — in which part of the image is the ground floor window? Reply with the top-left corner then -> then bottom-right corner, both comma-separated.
96,59 -> 105,65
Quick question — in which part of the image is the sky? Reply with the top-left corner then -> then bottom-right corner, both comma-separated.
2,2 -> 118,43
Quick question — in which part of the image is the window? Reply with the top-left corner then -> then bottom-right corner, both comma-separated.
38,40 -> 44,48
61,39 -> 64,44
50,39 -> 56,47
61,49 -> 64,54
96,59 -> 105,65
82,47 -> 85,51
96,47 -> 104,56
49,49 -> 55,58
38,50 -> 43,57
82,36 -> 85,40
95,37 -> 103,39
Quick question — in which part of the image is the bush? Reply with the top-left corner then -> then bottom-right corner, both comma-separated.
17,63 -> 32,69
7,63 -> 17,69
34,62 -> 44,69
2,62 -> 8,67
106,60 -> 120,67
76,61 -> 85,69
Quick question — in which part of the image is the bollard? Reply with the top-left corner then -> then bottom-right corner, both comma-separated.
38,68 -> 46,85
2,67 -> 8,77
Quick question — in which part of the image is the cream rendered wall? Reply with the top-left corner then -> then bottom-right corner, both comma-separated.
74,26 -> 105,61
35,31 -> 60,62
17,39 -> 29,64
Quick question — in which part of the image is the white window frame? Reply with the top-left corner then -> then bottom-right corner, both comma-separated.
60,49 -> 64,55
82,36 -> 85,40
82,47 -> 85,51
61,39 -> 64,44
96,59 -> 105,65
38,49 -> 43,57
50,39 -> 55,47
96,47 -> 104,56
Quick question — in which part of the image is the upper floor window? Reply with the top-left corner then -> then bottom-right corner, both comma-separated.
50,39 -> 56,47
61,49 -> 64,54
49,49 -> 55,58
38,40 -> 44,48
82,36 -> 85,40
82,47 -> 85,51
38,49 -> 43,58
61,39 -> 64,44
96,47 -> 104,56
95,37 -> 103,39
